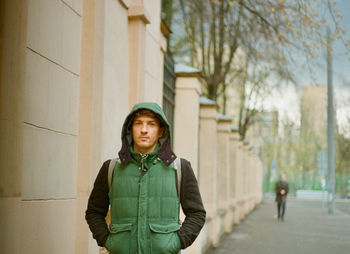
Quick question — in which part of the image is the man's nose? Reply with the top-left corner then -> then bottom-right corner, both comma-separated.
141,123 -> 148,133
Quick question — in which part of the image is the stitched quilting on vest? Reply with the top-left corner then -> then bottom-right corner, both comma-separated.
106,161 -> 181,254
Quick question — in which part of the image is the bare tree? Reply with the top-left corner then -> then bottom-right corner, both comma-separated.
169,0 -> 348,137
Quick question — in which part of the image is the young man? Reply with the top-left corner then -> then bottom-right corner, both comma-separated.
275,173 -> 289,221
86,102 -> 206,254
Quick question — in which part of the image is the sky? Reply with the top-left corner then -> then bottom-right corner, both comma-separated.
264,0 -> 350,132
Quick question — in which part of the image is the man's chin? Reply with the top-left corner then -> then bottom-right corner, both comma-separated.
137,140 -> 150,146
134,142 -> 157,153
135,143 -> 151,149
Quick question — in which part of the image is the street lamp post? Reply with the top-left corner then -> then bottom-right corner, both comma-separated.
327,27 -> 335,214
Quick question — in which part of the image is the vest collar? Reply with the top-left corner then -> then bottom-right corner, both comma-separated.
129,143 -> 159,163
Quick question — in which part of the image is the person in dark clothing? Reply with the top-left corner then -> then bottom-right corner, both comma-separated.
275,173 -> 289,221
85,102 -> 206,254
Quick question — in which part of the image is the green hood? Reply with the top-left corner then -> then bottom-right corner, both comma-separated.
118,102 -> 176,166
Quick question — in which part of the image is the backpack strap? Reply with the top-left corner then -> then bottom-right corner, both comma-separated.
173,157 -> 182,199
108,158 -> 119,191
173,157 -> 182,227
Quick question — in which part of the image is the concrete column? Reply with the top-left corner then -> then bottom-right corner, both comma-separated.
216,114 -> 232,234
243,142 -> 250,217
0,1 -> 26,253
252,153 -> 258,206
173,67 -> 202,254
0,0 -> 82,253
78,0 -> 131,253
248,147 -> 254,212
128,0 -> 150,108
246,147 -> 251,213
173,68 -> 202,175
254,156 -> 262,204
240,141 -> 249,219
199,98 -> 218,249
229,127 -> 240,225
143,0 -> 165,104
258,158 -> 263,203
236,140 -> 244,222
76,1 -> 96,253
253,154 -> 259,206
252,152 -> 257,208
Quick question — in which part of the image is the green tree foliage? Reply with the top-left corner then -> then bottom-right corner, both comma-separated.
336,118 -> 350,196
260,116 -> 350,196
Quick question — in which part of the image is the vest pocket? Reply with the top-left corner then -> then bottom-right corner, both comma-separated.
149,222 -> 181,254
107,223 -> 132,254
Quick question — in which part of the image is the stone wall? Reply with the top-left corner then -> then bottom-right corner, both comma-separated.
174,73 -> 263,253
0,1 -> 263,253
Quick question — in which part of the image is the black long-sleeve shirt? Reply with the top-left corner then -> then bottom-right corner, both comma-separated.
85,158 -> 206,249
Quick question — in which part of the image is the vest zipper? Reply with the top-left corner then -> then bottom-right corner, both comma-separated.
138,153 -> 148,184
137,153 -> 148,253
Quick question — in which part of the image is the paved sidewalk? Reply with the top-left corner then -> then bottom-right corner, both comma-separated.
205,199 -> 350,254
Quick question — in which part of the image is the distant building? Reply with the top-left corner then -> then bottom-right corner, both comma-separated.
300,86 -> 329,148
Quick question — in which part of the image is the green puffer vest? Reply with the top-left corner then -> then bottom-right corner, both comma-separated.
105,149 -> 181,254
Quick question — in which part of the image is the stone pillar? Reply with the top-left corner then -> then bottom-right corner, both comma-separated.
0,1 -> 26,253
216,114 -> 232,234
248,147 -> 254,213
240,141 -> 249,219
77,1 -> 96,253
128,0 -> 150,108
143,0 -> 167,104
243,142 -> 250,217
236,140 -> 244,222
253,154 -> 258,206
199,98 -> 218,249
0,0 -> 83,253
256,156 -> 263,204
173,69 -> 202,254
246,147 -> 251,213
173,67 -> 202,175
252,152 -> 259,207
229,127 -> 240,225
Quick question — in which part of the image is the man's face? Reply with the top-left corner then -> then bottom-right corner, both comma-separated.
132,114 -> 164,154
